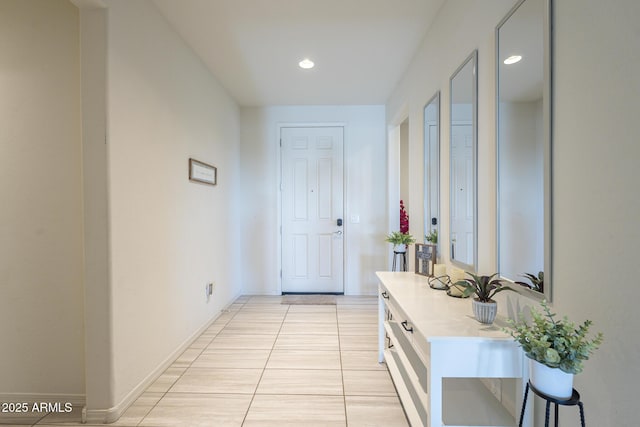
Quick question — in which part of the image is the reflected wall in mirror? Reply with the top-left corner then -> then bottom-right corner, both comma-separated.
424,92 -> 440,258
450,51 -> 478,271
496,0 -> 551,299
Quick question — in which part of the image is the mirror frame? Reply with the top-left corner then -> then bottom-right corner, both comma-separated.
496,0 -> 553,301
449,50 -> 478,272
424,91 -> 440,256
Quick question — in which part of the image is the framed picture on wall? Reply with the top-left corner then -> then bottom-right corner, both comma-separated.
189,158 -> 217,186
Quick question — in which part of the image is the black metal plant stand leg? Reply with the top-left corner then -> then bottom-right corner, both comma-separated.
392,251 -> 407,272
518,382 -> 530,427
519,381 -> 586,427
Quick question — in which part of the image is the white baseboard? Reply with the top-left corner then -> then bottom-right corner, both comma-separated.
85,296 -> 240,424
0,393 -> 85,424
0,392 -> 85,405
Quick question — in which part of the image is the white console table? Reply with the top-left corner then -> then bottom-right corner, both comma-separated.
377,272 -> 531,427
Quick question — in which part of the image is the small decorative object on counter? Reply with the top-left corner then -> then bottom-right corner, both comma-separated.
446,267 -> 467,297
433,264 -> 446,277
446,283 -> 466,298
505,300 -> 603,399
429,264 -> 450,290
415,243 -> 436,276
428,274 -> 450,290
454,272 -> 515,324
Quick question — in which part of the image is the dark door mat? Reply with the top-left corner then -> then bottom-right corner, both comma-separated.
281,295 -> 337,305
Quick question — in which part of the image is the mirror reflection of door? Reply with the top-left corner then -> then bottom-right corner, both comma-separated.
424,93 -> 440,258
281,127 -> 344,294
449,51 -> 477,270
450,123 -> 473,265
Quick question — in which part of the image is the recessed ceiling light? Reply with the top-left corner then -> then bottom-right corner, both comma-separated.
298,58 -> 315,69
504,55 -> 522,65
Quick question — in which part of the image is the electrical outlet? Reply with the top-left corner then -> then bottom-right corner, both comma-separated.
205,282 -> 216,302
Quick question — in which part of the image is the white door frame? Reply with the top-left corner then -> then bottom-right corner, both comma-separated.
387,124 -> 400,271
276,122 -> 346,295
387,105 -> 408,270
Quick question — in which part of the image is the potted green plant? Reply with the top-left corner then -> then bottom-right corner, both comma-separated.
454,272 -> 515,324
505,300 -> 603,398
425,229 -> 438,244
385,231 -> 416,253
515,271 -> 544,293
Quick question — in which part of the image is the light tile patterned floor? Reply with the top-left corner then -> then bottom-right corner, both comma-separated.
22,295 -> 409,427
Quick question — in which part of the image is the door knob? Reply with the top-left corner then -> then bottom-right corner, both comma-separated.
334,230 -> 343,235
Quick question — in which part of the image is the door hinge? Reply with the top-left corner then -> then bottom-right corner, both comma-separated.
280,269 -> 282,278
280,139 -> 282,147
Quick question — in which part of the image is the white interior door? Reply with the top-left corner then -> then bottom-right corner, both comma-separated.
451,124 -> 473,265
281,127 -> 344,293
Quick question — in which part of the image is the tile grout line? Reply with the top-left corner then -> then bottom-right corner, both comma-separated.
240,296 -> 290,426
30,297 -> 388,427
336,303 -> 350,427
29,410 -> 50,426
57,296 -> 385,427
134,296 -> 247,427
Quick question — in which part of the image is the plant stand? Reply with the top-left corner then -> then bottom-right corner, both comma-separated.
518,381 -> 585,427
391,251 -> 407,271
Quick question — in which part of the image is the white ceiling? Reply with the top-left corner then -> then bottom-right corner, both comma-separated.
152,0 -> 445,107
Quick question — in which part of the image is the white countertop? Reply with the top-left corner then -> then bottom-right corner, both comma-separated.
377,271 -> 513,341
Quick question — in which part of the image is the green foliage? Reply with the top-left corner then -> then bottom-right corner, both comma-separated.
505,300 -> 603,374
515,271 -> 544,293
425,229 -> 438,244
454,272 -> 515,302
385,231 -> 416,246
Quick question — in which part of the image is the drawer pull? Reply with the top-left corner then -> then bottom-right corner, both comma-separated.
401,320 -> 414,333
381,291 -> 389,299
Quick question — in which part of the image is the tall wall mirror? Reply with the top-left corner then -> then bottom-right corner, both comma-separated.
496,0 -> 552,300
450,51 -> 478,271
424,92 -> 440,257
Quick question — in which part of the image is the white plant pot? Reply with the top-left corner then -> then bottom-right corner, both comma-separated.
530,359 -> 574,399
471,299 -> 497,324
394,244 -> 407,253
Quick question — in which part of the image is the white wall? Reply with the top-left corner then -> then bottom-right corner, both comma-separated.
551,0 -> 640,423
388,0 -> 640,424
239,106 -> 387,295
0,0 -> 85,401
85,0 -> 242,416
399,118 -> 410,205
3,0 -> 243,417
